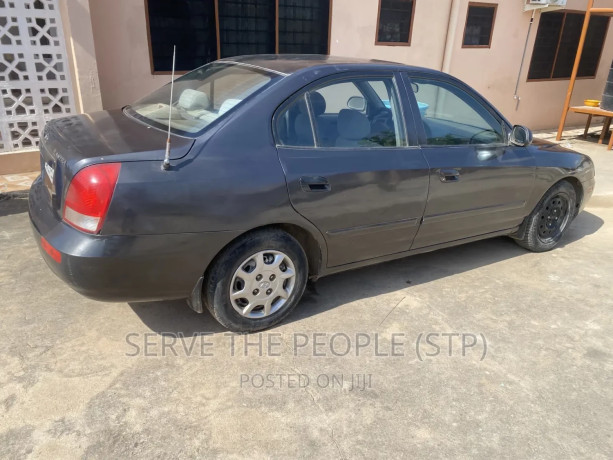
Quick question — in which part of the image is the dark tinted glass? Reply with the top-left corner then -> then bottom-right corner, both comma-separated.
218,0 -> 276,58
278,0 -> 330,54
578,15 -> 610,77
377,0 -> 414,43
552,13 -> 584,79
147,0 -> 217,72
528,12 -> 609,80
463,5 -> 496,47
527,12 -> 563,80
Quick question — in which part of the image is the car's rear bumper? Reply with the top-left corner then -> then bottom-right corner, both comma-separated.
29,176 -> 239,302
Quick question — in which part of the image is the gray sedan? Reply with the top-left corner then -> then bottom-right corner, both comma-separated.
29,55 -> 595,332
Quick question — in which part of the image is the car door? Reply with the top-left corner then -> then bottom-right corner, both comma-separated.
405,74 -> 536,249
275,72 -> 429,267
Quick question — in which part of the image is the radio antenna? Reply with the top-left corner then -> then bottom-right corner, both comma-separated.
162,45 -> 176,171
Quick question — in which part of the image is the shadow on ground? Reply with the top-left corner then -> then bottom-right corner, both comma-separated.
0,191 -> 29,217
129,210 -> 603,334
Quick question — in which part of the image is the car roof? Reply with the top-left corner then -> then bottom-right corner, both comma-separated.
218,54 -> 441,77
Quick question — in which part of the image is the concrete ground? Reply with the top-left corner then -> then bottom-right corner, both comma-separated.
0,171 -> 39,194
1,131 -> 612,459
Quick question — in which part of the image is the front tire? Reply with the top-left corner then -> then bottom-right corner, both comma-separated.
203,229 -> 308,332
514,181 -> 577,252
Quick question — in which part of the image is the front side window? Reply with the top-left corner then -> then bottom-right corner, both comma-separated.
411,78 -> 504,146
376,0 -> 415,45
127,62 -> 281,136
276,76 -> 406,148
527,12 -> 610,80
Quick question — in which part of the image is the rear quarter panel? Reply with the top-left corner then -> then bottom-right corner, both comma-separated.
102,75 -> 329,269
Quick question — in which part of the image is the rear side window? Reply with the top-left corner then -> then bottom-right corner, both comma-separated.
276,76 -> 406,148
316,82 -> 364,114
275,95 -> 315,147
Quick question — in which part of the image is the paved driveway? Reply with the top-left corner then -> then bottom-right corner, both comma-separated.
1,136 -> 612,458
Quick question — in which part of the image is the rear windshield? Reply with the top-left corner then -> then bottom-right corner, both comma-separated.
126,62 -> 282,136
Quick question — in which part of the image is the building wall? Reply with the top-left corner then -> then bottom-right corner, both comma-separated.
60,0 -> 103,114
0,0 -> 101,174
89,0 -> 170,110
88,0 -> 613,130
448,0 -> 613,130
330,0 -> 613,130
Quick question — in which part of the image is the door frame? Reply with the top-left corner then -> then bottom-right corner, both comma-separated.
399,72 -> 537,249
273,70 -> 429,267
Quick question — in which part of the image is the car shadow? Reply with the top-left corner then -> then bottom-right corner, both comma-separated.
129,299 -> 227,334
128,210 -> 603,334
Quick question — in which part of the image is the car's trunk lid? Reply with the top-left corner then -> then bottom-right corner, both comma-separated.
39,110 -> 194,211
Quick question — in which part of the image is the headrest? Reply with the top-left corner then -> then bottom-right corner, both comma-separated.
218,98 -> 242,115
337,109 -> 371,140
309,92 -> 326,116
178,89 -> 210,110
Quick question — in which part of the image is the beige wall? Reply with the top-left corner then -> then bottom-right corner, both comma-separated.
330,0 -> 453,70
331,0 -> 613,130
59,0 -> 102,113
89,0 -> 171,110
449,0 -> 613,130
88,0 -> 613,130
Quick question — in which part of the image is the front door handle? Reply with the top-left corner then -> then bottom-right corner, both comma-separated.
300,176 -> 331,192
438,169 -> 460,183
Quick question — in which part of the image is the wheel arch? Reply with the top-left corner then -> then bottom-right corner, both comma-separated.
211,222 -> 324,274
188,222 -> 325,314
513,176 -> 583,241
560,176 -> 584,217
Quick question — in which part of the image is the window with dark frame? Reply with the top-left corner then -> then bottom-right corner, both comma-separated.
146,0 -> 218,72
376,0 -> 415,45
527,11 -> 610,81
462,3 -> 497,48
279,0 -> 330,54
218,0 -> 276,58
145,0 -> 331,73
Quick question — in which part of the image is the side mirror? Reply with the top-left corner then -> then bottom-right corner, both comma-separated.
347,96 -> 366,111
510,125 -> 533,147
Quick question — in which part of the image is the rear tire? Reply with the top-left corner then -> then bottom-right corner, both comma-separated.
514,181 -> 577,252
203,229 -> 308,332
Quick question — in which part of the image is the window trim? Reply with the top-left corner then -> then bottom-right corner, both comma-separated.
273,73 -> 410,150
406,74 -> 510,148
462,2 -> 498,49
375,0 -> 416,47
526,9 -> 610,82
144,0 -> 334,75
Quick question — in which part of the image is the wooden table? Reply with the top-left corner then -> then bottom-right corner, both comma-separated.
570,105 -> 613,150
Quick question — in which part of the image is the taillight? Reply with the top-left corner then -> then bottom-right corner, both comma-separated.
63,163 -> 121,234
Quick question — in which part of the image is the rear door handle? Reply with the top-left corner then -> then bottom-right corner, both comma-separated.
438,169 -> 460,183
300,176 -> 331,192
